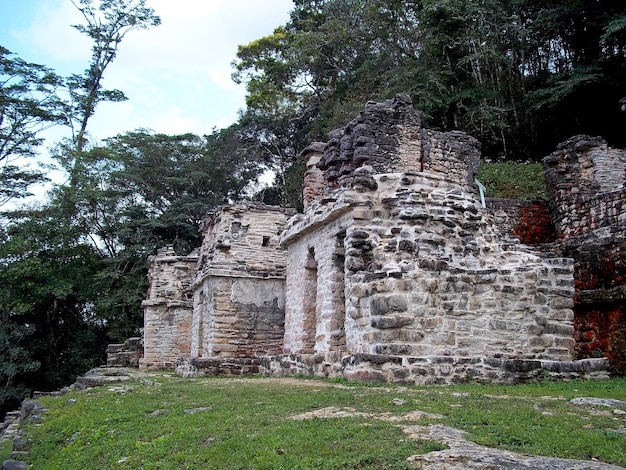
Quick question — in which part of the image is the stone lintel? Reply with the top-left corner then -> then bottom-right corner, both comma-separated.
141,299 -> 193,308
190,268 -> 286,289
280,202 -> 352,246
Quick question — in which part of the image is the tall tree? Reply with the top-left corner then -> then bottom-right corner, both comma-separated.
66,0 -> 160,155
0,0 -> 161,411
0,47 -> 65,205
234,0 -> 626,161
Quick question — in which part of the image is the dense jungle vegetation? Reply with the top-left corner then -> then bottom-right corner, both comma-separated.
2,0 -> 626,418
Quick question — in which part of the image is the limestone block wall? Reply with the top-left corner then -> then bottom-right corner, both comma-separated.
191,276 -> 286,358
273,95 -> 583,384
340,173 -> 575,362
301,143 -> 327,209
316,94 -> 480,194
420,130 -> 481,189
189,203 -> 293,361
486,199 -> 557,245
141,247 -> 198,369
107,337 -> 142,367
544,135 -> 626,238
543,135 -> 626,373
277,171 -> 579,384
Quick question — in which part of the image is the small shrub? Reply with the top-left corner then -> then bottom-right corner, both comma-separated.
478,162 -> 547,200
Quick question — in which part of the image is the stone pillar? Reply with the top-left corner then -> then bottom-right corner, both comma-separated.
301,142 -> 327,209
140,247 -> 198,369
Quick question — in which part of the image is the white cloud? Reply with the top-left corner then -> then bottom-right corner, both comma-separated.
145,106 -> 203,135
17,0 -> 90,65
12,0 -> 294,140
208,67 -> 240,91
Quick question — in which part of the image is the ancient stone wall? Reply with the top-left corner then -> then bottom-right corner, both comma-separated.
107,337 -> 142,367
270,95 -> 594,384
486,199 -> 557,245
544,135 -> 626,238
195,203 -> 292,279
191,276 -> 286,358
276,167 -> 583,383
344,174 -> 575,362
141,247 -> 198,369
317,94 -> 480,195
420,130 -> 481,189
188,203 -> 293,365
142,97 -> 620,383
544,135 -> 626,373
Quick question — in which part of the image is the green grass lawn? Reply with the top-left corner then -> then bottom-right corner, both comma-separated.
14,375 -> 626,469
0,440 -> 12,462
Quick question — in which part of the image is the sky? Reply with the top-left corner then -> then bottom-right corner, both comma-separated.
0,0 -> 294,143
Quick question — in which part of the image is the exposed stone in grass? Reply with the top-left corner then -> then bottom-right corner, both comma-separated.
289,406 -> 443,421
403,424 -> 625,469
569,397 -> 626,408
1,460 -> 29,470
183,407 -> 212,415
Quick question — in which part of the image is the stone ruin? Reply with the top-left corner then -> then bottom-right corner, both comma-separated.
136,94 -> 625,384
141,203 -> 293,373
544,136 -> 626,372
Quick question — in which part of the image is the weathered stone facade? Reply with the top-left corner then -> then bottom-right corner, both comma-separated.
264,95 -> 605,384
141,247 -> 198,369
189,204 -> 293,361
140,95 -> 620,383
543,135 -> 626,372
146,203 -> 294,377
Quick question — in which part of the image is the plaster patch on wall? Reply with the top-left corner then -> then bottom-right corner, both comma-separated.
230,278 -> 284,309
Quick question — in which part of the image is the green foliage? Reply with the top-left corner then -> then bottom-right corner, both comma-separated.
67,0 -> 160,153
478,162 -> 547,200
0,166 -> 48,206
0,316 -> 39,419
0,46 -> 65,204
235,109 -> 312,208
235,0 -> 626,162
18,376 -> 626,468
0,206 -> 107,414
0,440 -> 11,461
0,123 -> 266,414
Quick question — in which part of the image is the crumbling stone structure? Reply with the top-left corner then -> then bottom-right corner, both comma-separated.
264,95 -> 606,384
141,95 -> 616,383
141,247 -> 198,369
543,135 -> 626,372
107,337 -> 142,367
180,204 -> 294,376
